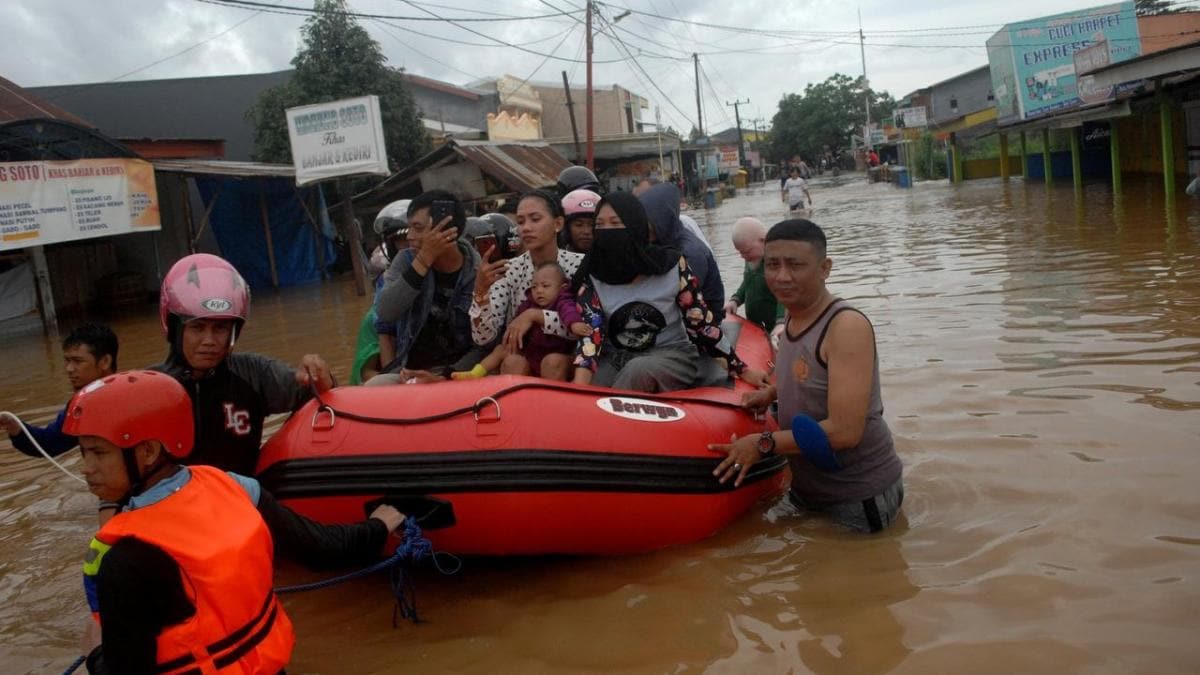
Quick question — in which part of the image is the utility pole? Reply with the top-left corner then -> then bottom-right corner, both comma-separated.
562,70 -> 582,163
859,7 -> 871,150
655,107 -> 665,176
726,99 -> 749,168
693,53 -> 704,137
585,1 -> 595,169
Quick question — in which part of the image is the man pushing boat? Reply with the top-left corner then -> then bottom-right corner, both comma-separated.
709,220 -> 904,533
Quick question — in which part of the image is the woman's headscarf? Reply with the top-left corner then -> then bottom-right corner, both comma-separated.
579,191 -> 680,286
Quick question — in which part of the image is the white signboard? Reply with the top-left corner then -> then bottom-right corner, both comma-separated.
897,106 -> 928,128
286,95 -> 389,186
0,158 -> 160,252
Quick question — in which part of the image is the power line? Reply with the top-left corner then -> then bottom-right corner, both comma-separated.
201,0 -> 579,22
595,12 -> 696,130
511,23 -> 580,94
394,0 -> 626,64
43,3 -> 271,102
370,18 -> 482,81
373,16 -> 577,51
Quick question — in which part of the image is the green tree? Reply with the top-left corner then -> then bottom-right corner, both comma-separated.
246,0 -> 429,170
767,74 -> 896,162
1136,0 -> 1178,15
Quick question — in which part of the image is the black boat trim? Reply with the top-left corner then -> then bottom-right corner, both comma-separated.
258,449 -> 788,498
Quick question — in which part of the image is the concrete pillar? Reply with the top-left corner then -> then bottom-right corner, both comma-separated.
1042,128 -> 1053,185
1020,131 -> 1028,178
1110,121 -> 1122,196
1160,88 -> 1176,200
1070,127 -> 1082,192
999,133 -> 1010,180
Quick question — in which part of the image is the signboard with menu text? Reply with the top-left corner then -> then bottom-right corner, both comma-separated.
987,1 -> 1141,123
0,158 -> 160,252
286,95 -> 389,186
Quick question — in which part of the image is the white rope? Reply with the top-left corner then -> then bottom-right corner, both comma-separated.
1,411 -> 87,485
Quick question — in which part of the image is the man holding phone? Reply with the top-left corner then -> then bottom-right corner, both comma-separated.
368,190 -> 485,385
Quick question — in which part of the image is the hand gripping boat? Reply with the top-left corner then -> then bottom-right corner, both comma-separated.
256,319 -> 788,555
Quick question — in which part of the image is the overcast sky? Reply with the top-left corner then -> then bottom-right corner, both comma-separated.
1,0 -> 1159,132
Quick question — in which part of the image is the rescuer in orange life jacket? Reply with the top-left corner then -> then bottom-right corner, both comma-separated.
69,370 -> 408,675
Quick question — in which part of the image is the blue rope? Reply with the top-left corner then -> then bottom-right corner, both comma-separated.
61,654 -> 85,675
275,518 -> 456,625
275,518 -> 432,594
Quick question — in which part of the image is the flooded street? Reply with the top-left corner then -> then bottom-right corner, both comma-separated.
2,175 -> 1198,673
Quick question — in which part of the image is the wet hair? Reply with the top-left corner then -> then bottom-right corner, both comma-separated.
534,260 -> 568,284
765,219 -> 827,258
519,189 -> 566,219
63,322 -> 119,370
407,189 -> 466,229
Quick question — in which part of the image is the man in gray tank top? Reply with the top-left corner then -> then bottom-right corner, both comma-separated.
708,219 -> 903,533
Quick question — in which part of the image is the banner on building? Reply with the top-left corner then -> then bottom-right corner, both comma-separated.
717,145 -> 741,169
987,1 -> 1141,124
0,158 -> 160,252
286,95 -> 389,186
896,106 -> 928,128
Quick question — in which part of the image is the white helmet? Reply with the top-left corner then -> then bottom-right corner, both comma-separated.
373,199 -> 412,235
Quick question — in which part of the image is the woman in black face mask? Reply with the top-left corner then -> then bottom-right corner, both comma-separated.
571,192 -> 767,392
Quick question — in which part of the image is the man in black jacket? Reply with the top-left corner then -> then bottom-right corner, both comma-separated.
152,253 -> 333,476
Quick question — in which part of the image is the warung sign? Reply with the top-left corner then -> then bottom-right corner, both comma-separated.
285,95 -> 389,186
0,158 -> 160,252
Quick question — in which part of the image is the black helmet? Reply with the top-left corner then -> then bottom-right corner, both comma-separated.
556,165 -> 602,196
462,217 -> 491,240
478,212 -> 522,259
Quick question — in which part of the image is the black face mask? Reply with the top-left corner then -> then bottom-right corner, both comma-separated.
589,229 -> 644,284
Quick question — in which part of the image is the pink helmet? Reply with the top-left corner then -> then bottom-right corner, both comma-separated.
159,253 -> 250,339
561,189 -> 601,219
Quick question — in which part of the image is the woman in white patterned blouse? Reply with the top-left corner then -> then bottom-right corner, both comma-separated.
469,189 -> 584,378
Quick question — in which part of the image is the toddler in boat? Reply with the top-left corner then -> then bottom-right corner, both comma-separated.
454,262 -> 591,381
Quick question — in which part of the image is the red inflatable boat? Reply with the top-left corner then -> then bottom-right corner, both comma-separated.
256,319 -> 788,555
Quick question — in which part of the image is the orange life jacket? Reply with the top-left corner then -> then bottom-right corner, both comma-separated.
84,465 -> 295,674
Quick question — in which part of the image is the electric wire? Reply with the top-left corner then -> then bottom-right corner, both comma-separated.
595,12 -> 697,130
201,0 -> 579,22
370,18 -> 483,81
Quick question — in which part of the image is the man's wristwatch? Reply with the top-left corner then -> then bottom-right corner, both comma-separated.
756,430 -> 776,456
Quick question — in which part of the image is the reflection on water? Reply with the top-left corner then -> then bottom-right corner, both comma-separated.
2,175 -> 1198,672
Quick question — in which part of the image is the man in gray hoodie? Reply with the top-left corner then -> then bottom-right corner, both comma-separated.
638,183 -> 726,321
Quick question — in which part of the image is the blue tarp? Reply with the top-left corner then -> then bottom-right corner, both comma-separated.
194,176 -> 335,289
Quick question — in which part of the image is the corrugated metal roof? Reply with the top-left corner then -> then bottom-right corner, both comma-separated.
0,75 -> 91,125
353,139 -> 569,212
453,140 -> 568,193
152,158 -> 296,177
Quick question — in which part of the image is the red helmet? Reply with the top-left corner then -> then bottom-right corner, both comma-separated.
63,370 -> 194,458
562,189 -> 601,219
159,254 -> 250,338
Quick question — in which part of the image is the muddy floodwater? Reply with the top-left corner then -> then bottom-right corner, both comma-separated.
2,175 -> 1198,673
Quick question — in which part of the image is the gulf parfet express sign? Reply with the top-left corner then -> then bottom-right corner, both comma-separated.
0,158 -> 160,251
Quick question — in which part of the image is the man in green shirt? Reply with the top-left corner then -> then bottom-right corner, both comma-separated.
724,217 -> 785,346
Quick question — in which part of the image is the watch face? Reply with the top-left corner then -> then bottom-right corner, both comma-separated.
758,432 -> 774,454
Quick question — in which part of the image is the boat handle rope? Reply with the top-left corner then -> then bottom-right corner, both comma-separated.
0,411 -> 87,485
305,380 -> 752,427
472,396 -> 500,423
60,517 -> 462,675
311,404 -> 336,431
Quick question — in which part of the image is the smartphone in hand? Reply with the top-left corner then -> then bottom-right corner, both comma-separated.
473,233 -> 497,261
430,200 -> 456,227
